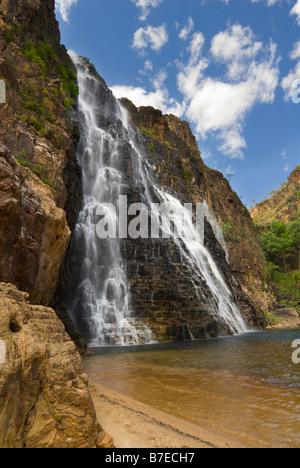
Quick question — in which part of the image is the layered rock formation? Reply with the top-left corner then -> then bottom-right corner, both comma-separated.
251,167 -> 300,225
121,99 -> 269,324
270,308 -> 300,329
0,283 -> 113,448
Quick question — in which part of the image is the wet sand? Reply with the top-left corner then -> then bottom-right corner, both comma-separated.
89,381 -> 243,449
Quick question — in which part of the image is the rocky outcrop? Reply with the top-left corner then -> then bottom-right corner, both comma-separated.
0,0 -> 81,211
0,0 -> 60,43
251,168 -> 300,226
0,143 -> 70,306
270,308 -> 300,329
0,283 -> 114,448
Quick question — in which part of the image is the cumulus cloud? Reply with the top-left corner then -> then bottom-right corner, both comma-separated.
132,24 -> 169,52
177,25 -> 280,158
55,0 -> 77,22
131,0 -> 163,21
111,70 -> 185,117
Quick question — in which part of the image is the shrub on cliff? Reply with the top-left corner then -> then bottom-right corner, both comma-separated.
259,218 -> 300,270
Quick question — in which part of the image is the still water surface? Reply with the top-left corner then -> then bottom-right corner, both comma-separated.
83,330 -> 300,448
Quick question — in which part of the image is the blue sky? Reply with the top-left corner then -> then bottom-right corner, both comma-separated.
55,0 -> 300,207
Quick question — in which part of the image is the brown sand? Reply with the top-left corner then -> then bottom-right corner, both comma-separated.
89,381 -> 242,449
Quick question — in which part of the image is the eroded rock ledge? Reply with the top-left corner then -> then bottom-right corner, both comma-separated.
0,282 -> 113,448
0,142 -> 70,306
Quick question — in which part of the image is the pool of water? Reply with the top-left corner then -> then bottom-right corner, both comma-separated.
83,329 -> 300,448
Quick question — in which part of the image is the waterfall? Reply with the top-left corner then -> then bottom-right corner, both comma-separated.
119,108 -> 248,336
67,53 -> 153,346
67,53 -> 249,347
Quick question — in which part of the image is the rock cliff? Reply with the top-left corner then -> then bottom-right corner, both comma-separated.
251,167 -> 300,225
121,99 -> 269,322
0,143 -> 70,306
251,167 -> 299,318
0,0 -> 82,340
0,0 -> 108,448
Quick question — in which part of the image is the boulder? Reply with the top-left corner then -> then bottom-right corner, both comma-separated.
273,308 -> 300,329
0,282 -> 114,448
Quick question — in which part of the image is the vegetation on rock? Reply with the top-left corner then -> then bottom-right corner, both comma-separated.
252,168 -> 300,314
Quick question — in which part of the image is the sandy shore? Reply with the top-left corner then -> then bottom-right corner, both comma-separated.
89,380 -> 241,449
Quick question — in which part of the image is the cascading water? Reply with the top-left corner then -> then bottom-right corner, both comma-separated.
67,52 -> 249,347
119,108 -> 248,336
67,53 -> 153,346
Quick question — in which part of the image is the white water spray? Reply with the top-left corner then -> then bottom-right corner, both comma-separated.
67,53 -> 153,346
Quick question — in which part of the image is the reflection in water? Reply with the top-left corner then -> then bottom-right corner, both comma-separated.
83,330 -> 300,448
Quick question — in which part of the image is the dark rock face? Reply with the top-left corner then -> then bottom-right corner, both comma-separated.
124,100 -> 267,277
122,236 -> 232,341
121,99 -> 271,324
0,0 -> 60,43
121,162 -> 266,342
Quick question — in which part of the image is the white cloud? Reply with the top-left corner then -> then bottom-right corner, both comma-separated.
144,60 -> 153,71
290,0 -> 300,24
251,0 -> 281,5
211,24 -> 263,80
55,0 -> 77,22
131,0 -> 163,21
179,17 -> 195,40
111,70 -> 185,117
177,25 -> 280,158
56,0 -> 164,23
281,40 -> 300,101
132,24 -> 169,52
